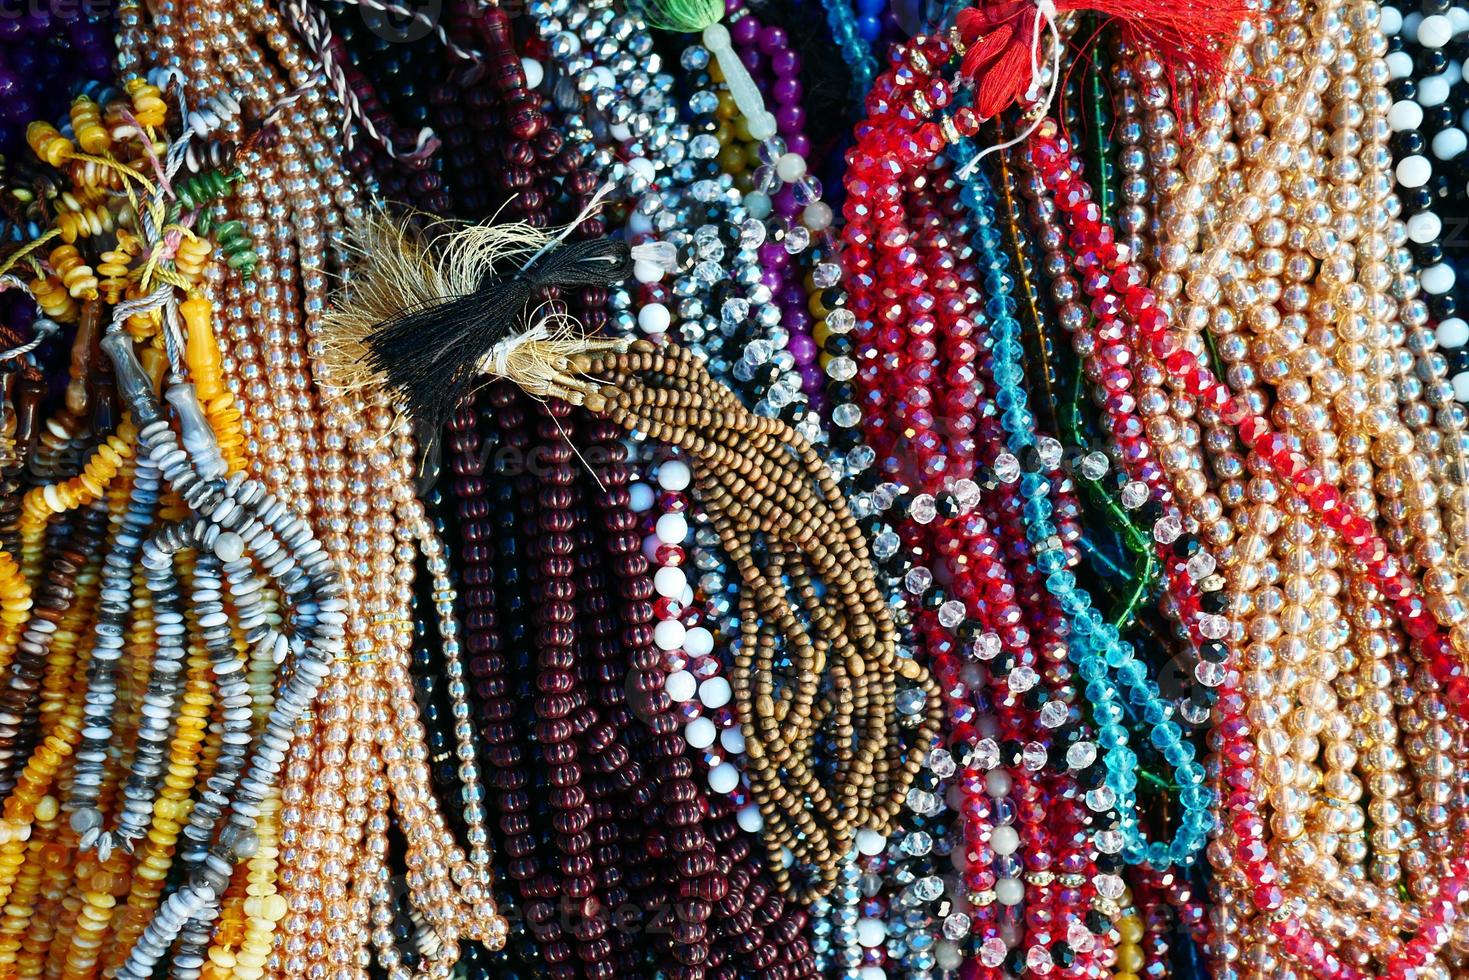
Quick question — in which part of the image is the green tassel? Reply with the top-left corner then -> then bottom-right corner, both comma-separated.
633,0 -> 722,33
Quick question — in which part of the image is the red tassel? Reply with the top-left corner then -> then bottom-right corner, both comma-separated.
956,0 -> 1248,120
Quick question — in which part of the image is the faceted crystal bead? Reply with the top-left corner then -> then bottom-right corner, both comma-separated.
1121,481 -> 1150,509
910,493 -> 938,524
927,748 -> 956,778
905,567 -> 934,594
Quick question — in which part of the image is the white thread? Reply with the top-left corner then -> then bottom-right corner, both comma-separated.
956,0 -> 1062,180
515,181 -> 619,273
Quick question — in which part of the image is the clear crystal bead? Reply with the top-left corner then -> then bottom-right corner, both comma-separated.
1040,700 -> 1069,728
738,218 -> 766,249
1121,481 -> 1150,509
825,308 -> 856,333
1035,436 -> 1063,469
972,632 -> 1002,660
813,262 -> 842,288
1095,828 -> 1124,853
826,356 -> 857,381
1199,614 -> 1229,639
1026,945 -> 1054,974
1086,786 -> 1117,812
1068,922 -> 1097,953
993,453 -> 1021,483
901,832 -> 933,857
873,530 -> 900,560
980,938 -> 1008,968
896,687 -> 926,716
952,478 -> 981,511
1180,698 -> 1213,724
847,444 -> 875,470
1096,874 -> 1126,900
912,875 -> 944,901
1022,742 -> 1048,771
1153,515 -> 1183,544
910,493 -> 938,524
1079,451 -> 1110,480
905,788 -> 940,815
1186,551 -> 1217,580
743,338 -> 773,363
1195,660 -> 1226,687
1066,741 -> 1097,770
937,599 -> 965,628
1008,665 -> 1038,694
783,225 -> 811,254
972,738 -> 1000,770
927,748 -> 956,778
942,913 -> 972,941
905,567 -> 933,594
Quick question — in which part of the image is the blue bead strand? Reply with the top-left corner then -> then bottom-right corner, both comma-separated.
948,136 -> 1214,871
821,0 -> 880,99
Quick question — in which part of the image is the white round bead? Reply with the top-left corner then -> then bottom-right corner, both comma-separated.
1397,154 -> 1433,187
856,919 -> 887,948
995,878 -> 1025,906
1435,127 -> 1468,159
628,482 -> 654,512
985,768 -> 1012,798
708,762 -> 739,794
521,57 -> 545,89
1422,262 -> 1456,294
775,152 -> 807,182
683,625 -> 714,657
657,458 -> 691,491
1454,371 -> 1469,402
698,676 -> 732,709
802,201 -> 833,232
653,565 -> 687,599
1404,11 -> 1424,36
736,804 -> 764,832
1380,4 -> 1403,35
855,828 -> 887,856
1389,99 -> 1424,131
1452,6 -> 1469,32
1420,74 -> 1452,106
1407,211 -> 1443,243
213,532 -> 245,563
719,726 -> 745,754
665,670 -> 697,702
1437,317 -> 1469,349
633,260 -> 665,283
684,716 -> 717,749
655,512 -> 687,544
653,619 -> 686,651
990,824 -> 1020,856
638,303 -> 671,334
628,157 -> 657,183
1386,50 -> 1415,79
859,968 -> 888,980
1420,13 -> 1453,47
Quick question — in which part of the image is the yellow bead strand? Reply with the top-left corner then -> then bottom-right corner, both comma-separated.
67,98 -> 110,156
47,246 -> 98,301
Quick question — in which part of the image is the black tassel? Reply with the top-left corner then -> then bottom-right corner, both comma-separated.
362,236 -> 633,429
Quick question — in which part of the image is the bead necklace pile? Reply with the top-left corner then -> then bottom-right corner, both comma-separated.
3,0 -> 1469,976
